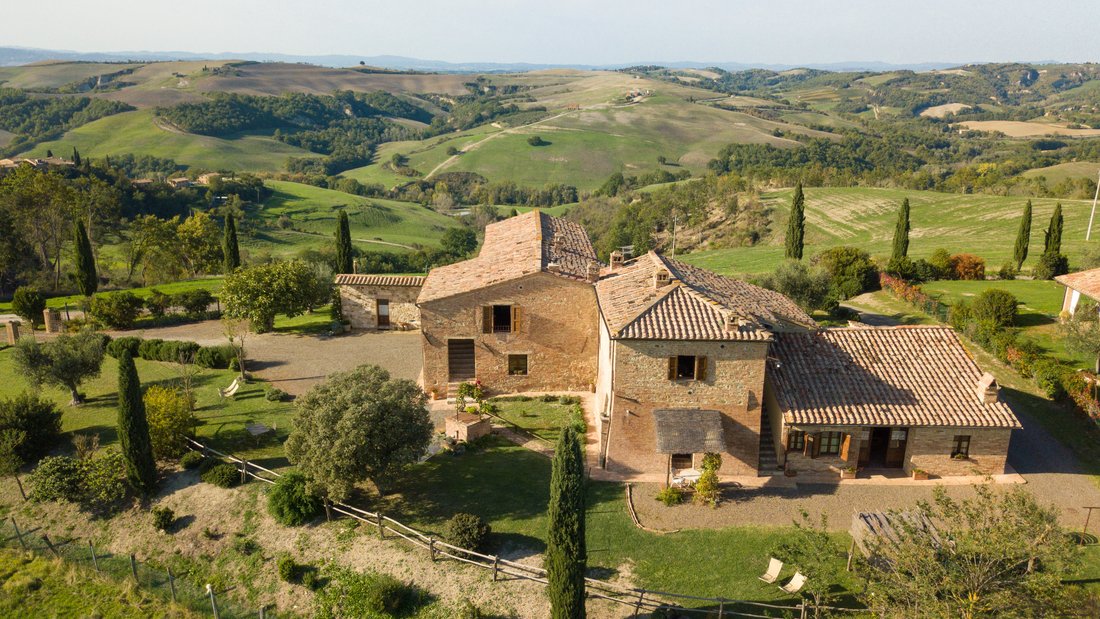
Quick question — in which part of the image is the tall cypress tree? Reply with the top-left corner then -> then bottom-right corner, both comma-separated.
1014,200 -> 1032,269
785,182 -> 805,260
335,210 -> 353,274
546,426 -> 586,619
73,220 -> 97,297
223,216 -> 241,273
117,351 -> 157,495
891,198 -> 911,261
1044,202 -> 1063,255
71,147 -> 81,167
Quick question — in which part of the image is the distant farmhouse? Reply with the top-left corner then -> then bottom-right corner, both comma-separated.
339,211 -> 1021,481
0,156 -> 75,176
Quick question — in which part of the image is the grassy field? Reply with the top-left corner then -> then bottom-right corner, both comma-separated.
0,277 -> 223,315
22,109 -> 313,172
259,180 -> 460,250
679,186 -> 1093,276
1022,161 -> 1100,184
959,121 -> 1100,138
0,61 -> 143,90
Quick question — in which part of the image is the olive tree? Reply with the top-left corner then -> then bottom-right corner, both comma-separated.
12,331 -> 105,405
221,260 -> 323,333
285,365 -> 432,503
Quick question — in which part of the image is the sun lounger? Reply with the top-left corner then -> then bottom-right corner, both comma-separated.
219,378 -> 241,399
758,557 -> 783,584
780,571 -> 807,595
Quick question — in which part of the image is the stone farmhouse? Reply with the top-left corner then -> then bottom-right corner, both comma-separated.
338,210 -> 1021,481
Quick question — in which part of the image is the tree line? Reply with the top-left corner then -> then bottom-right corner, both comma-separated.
0,88 -> 133,155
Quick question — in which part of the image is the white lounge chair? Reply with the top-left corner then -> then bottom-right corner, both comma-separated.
219,378 -> 241,399
758,557 -> 783,584
780,571 -> 807,595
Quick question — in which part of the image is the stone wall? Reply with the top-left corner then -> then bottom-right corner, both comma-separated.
603,339 -> 769,477
906,427 -> 1011,477
339,283 -> 421,330
419,272 -> 599,395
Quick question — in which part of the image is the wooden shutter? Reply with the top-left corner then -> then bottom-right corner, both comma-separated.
481,306 -> 493,334
511,305 -> 522,333
694,356 -> 707,381
810,433 -> 822,458
840,433 -> 852,461
667,357 -> 677,380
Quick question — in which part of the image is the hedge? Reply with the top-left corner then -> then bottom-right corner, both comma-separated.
104,336 -> 233,369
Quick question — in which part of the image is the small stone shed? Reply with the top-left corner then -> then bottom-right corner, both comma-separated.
336,274 -> 424,330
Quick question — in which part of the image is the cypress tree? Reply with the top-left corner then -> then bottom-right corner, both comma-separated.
1014,200 -> 1032,269
117,351 -> 157,494
891,198 -> 911,261
546,425 -> 586,618
73,220 -> 97,297
223,215 -> 241,273
1044,202 -> 1063,255
71,147 -> 81,167
785,182 -> 805,260
335,210 -> 353,274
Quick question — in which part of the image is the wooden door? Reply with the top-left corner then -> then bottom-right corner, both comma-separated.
857,429 -> 871,467
376,299 -> 390,328
885,427 -> 908,468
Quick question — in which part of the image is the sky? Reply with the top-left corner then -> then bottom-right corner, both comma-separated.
5,0 -> 1100,65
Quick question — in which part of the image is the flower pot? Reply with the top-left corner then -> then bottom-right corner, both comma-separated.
912,470 -> 929,481
840,469 -> 857,480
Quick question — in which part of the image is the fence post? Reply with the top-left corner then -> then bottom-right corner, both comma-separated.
206,584 -> 221,619
377,513 -> 385,539
428,536 -> 436,562
240,460 -> 248,485
718,600 -> 725,618
799,601 -> 807,619
130,554 -> 139,581
41,533 -> 60,558
259,605 -> 266,619
492,555 -> 500,581
88,540 -> 99,572
632,590 -> 645,618
167,567 -> 177,602
10,518 -> 26,550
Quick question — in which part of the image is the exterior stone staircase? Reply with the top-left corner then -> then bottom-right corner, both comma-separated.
758,411 -> 782,475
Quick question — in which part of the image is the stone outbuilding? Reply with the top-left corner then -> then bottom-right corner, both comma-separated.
336,274 -> 424,330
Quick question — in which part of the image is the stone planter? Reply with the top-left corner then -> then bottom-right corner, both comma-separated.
840,469 -> 857,480
912,469 -> 929,481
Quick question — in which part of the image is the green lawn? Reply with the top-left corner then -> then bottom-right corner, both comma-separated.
488,397 -> 577,443
678,186 -> 1092,277
0,347 -> 294,465
0,277 -> 224,314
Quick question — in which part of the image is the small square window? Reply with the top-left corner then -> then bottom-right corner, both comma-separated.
951,435 -> 970,458
788,430 -> 805,452
507,354 -> 528,376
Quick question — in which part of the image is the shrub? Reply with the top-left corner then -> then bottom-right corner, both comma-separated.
173,289 -> 214,317
948,300 -> 972,331
455,600 -> 484,619
911,259 -> 941,283
88,291 -> 144,329
277,554 -> 302,583
1032,358 -> 1066,399
527,135 -> 546,146
997,263 -> 1017,280
0,392 -> 62,460
200,462 -> 240,488
106,336 -> 143,359
929,248 -> 954,279
145,290 -> 172,318
301,568 -> 321,591
314,567 -> 426,618
27,455 -> 84,502
196,345 -> 235,369
884,256 -> 917,281
950,254 -> 986,280
80,449 -> 128,508
137,338 -> 165,360
1034,252 -> 1069,280
180,451 -> 204,470
756,260 -> 836,311
558,395 -> 582,405
971,289 -> 1018,329
701,452 -> 722,472
152,506 -> 175,532
11,286 -> 46,326
143,386 -> 195,460
446,512 -> 491,552
656,486 -> 683,506
265,388 -> 289,402
693,468 -> 720,507
267,472 -> 322,526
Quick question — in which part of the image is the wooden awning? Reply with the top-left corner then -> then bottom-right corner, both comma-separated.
653,409 -> 725,454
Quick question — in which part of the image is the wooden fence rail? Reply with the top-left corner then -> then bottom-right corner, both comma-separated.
183,437 -> 868,617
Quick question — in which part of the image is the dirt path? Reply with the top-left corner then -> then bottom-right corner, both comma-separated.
277,228 -> 416,251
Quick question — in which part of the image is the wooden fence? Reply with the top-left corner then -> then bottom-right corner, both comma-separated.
187,437 -> 870,618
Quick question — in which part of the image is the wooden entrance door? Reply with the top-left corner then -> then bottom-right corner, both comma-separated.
376,299 -> 390,328
885,428 -> 908,468
447,339 -> 475,382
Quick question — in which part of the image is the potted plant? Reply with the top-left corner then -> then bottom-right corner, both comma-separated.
952,453 -> 969,461
911,468 -> 929,481
783,464 -> 797,477
840,466 -> 857,480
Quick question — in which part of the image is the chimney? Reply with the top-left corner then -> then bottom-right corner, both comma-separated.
586,263 -> 601,283
609,250 -> 624,270
724,314 -> 747,333
976,372 -> 998,404
654,268 -> 670,289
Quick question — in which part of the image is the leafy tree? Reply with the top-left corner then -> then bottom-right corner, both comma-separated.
0,429 -> 27,500
335,210 -> 353,274
177,211 -> 222,275
116,352 -> 156,494
142,385 -> 195,460
860,485 -> 1079,618
785,182 -> 805,260
546,425 -> 586,619
1014,200 -> 1032,269
1035,251 -> 1069,280
221,260 -> 323,333
88,291 -> 144,329
441,227 -> 478,258
223,215 -> 241,273
11,286 -> 46,327
285,365 -> 432,502
891,198 -> 910,261
755,260 -> 835,312
73,220 -> 97,297
773,511 -> 844,615
971,288 -> 1018,328
0,392 -> 61,460
1044,202 -> 1063,255
1061,305 -> 1100,372
13,331 -> 105,405
812,246 -> 878,299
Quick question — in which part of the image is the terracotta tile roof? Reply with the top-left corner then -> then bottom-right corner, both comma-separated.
596,252 -> 816,340
418,211 -> 600,303
1056,268 -> 1100,302
771,326 -> 1021,428
335,274 -> 425,287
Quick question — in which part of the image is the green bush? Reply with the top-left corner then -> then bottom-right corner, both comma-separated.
152,506 -> 175,532
267,472 -> 322,526
180,451 -> 204,470
265,388 -> 289,402
80,449 -> 127,508
693,468 -> 720,508
0,392 -> 62,460
106,336 -> 143,359
884,256 -> 917,280
656,486 -> 683,506
200,462 -> 240,488
1033,358 -> 1066,399
997,263 -> 1018,280
568,404 -> 586,434
173,289 -> 215,317
11,286 -> 46,326
445,512 -> 491,552
813,246 -> 878,298
137,338 -> 165,360
701,452 -> 722,472
971,289 -> 1018,329
1034,252 -> 1069,280
929,248 -> 954,279
558,395 -> 582,405
89,291 -> 144,329
145,290 -> 172,318
27,455 -> 84,502
911,259 -> 941,283
277,554 -> 301,583
947,300 -> 973,331
196,345 -> 235,369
